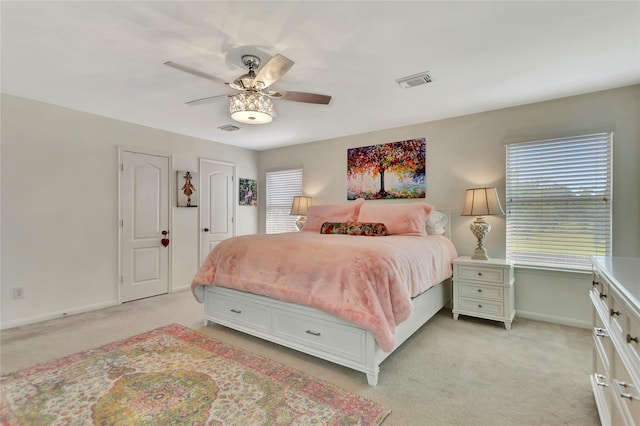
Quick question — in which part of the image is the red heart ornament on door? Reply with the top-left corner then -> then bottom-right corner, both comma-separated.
161,238 -> 170,247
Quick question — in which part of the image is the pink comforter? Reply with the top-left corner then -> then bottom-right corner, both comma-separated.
191,232 -> 458,352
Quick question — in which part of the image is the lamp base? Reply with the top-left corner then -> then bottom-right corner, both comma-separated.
471,248 -> 489,261
295,216 -> 306,231
469,217 -> 491,261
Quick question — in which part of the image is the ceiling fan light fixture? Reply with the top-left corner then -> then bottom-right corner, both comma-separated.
229,91 -> 275,124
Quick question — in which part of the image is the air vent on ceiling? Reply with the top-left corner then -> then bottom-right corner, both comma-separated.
218,124 -> 241,132
396,71 -> 432,89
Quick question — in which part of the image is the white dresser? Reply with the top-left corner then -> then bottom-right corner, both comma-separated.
452,256 -> 515,330
591,256 -> 640,425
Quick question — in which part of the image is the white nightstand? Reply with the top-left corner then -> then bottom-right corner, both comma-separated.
452,256 -> 515,330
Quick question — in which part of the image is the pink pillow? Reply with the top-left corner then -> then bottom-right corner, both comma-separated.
357,202 -> 433,235
302,199 -> 365,232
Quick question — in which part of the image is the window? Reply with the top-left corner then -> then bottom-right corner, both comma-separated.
506,132 -> 612,271
266,168 -> 303,234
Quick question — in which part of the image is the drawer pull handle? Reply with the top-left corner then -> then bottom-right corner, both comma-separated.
477,289 -> 482,293
477,272 -> 482,276
627,334 -> 638,344
615,380 -> 639,400
610,309 -> 621,317
595,374 -> 609,387
305,330 -> 321,337
230,309 -> 242,314
594,328 -> 608,338
478,304 -> 483,308
599,293 -> 607,299
593,280 -> 599,287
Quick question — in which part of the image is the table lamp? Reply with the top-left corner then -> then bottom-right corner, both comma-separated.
461,187 -> 505,260
289,196 -> 312,231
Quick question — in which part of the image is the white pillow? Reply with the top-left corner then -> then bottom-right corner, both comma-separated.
426,210 -> 448,235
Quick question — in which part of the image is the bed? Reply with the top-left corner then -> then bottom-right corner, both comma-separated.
191,200 -> 457,386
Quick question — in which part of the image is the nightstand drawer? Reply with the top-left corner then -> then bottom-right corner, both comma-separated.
458,297 -> 504,317
457,265 -> 504,284
458,282 -> 503,301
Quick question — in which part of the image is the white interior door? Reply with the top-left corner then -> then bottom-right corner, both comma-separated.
120,150 -> 170,302
200,159 -> 235,265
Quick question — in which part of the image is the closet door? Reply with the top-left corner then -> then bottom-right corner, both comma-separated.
120,150 -> 170,302
199,159 -> 235,265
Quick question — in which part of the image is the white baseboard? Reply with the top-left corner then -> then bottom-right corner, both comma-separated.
516,310 -> 591,329
0,299 -> 119,330
171,284 -> 191,292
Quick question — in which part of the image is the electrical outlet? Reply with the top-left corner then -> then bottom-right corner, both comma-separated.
12,287 -> 24,299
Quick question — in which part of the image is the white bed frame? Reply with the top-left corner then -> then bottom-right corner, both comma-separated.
202,212 -> 452,386
203,279 -> 450,386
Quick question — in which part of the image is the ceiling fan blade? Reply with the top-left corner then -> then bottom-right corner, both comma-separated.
253,54 -> 294,89
270,91 -> 331,105
185,94 -> 230,105
164,61 -> 228,85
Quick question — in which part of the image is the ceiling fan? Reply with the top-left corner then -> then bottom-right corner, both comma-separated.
164,54 -> 332,124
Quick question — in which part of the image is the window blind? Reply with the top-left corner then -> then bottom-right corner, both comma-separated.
506,132 -> 612,271
266,168 -> 303,234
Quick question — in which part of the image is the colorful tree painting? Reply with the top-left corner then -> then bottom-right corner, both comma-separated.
347,138 -> 426,200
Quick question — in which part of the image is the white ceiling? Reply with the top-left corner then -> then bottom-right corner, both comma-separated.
2,1 -> 639,151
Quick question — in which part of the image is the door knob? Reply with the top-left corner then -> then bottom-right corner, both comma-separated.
203,228 -> 209,232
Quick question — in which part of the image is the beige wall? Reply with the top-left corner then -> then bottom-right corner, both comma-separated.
2,86 -> 637,329
259,85 -> 640,327
1,94 -> 259,328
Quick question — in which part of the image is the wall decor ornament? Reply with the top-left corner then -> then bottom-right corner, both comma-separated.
347,138 -> 426,200
239,178 -> 257,206
177,171 -> 197,207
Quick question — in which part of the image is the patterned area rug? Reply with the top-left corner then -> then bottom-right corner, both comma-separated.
0,324 -> 390,425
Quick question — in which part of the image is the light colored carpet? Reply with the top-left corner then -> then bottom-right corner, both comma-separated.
1,290 -> 599,425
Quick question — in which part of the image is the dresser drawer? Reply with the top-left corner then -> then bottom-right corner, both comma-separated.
457,265 -> 504,284
626,310 -> 640,371
592,272 -> 610,313
610,290 -> 626,337
612,350 -> 640,425
458,282 -> 503,301
458,297 -> 504,317
592,333 -> 614,425
273,309 -> 366,363
593,324 -> 612,378
591,372 -> 614,426
205,290 -> 271,334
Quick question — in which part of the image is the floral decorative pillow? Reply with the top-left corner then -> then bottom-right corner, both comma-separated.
320,222 -> 388,236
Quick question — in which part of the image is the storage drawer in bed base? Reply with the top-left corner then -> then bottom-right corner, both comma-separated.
202,281 -> 450,386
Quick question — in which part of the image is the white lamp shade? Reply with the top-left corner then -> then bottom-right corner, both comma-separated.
289,196 -> 312,216
461,187 -> 505,216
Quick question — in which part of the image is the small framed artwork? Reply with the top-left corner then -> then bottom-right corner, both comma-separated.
239,178 -> 257,206
177,171 -> 198,207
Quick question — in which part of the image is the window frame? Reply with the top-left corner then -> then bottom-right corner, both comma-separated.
265,168 -> 303,234
505,132 -> 613,271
